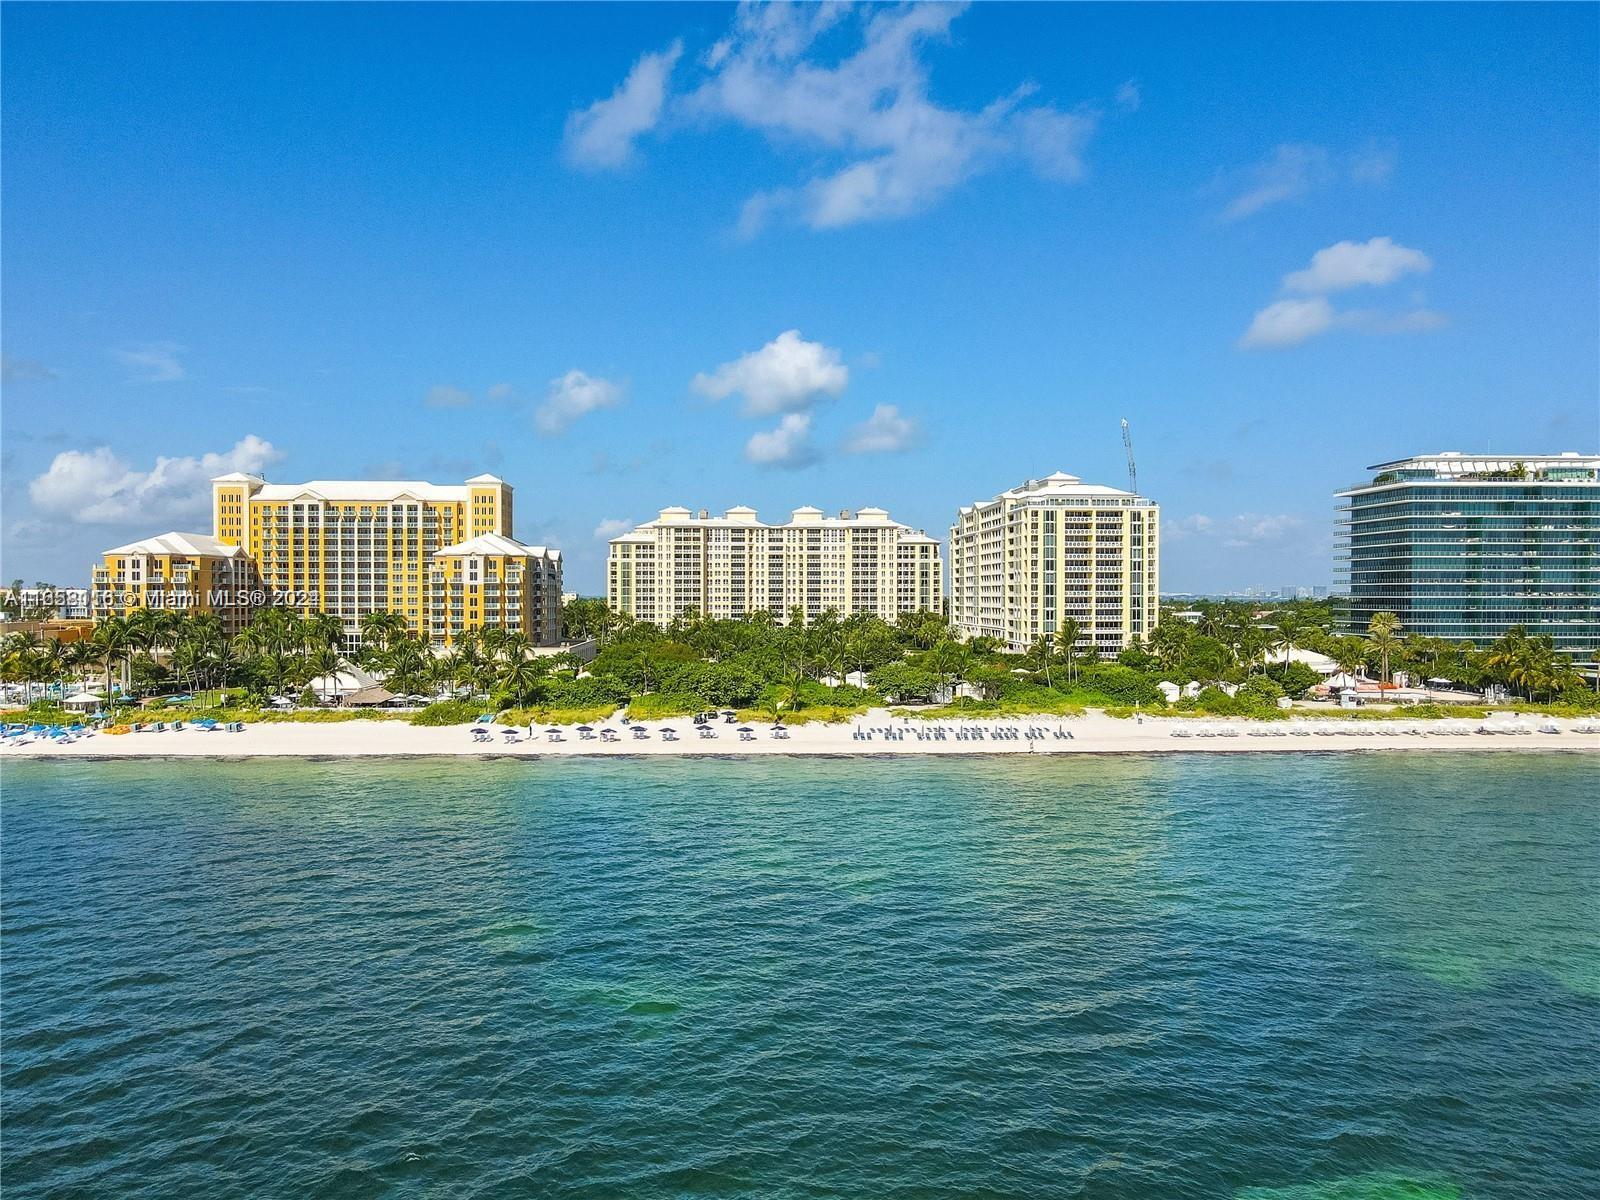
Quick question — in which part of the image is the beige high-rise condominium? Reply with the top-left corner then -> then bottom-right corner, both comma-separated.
607,505 -> 943,625
949,472 -> 1159,655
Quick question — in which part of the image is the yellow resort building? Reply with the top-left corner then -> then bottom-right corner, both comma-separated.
92,473 -> 561,647
90,532 -> 261,635
949,472 -> 1160,656
429,533 -> 562,648
607,505 -> 944,625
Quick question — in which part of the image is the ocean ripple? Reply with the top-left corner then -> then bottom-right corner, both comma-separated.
3,753 -> 1597,1198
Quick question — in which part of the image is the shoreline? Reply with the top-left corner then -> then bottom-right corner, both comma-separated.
6,710 -> 1597,760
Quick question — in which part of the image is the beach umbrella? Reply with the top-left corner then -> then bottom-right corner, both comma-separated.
545,726 -> 561,734
737,725 -> 753,733
630,725 -> 646,732
577,725 -> 593,732
661,728 -> 676,735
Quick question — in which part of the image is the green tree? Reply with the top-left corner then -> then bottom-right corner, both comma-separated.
1054,618 -> 1083,686
1367,611 -> 1402,684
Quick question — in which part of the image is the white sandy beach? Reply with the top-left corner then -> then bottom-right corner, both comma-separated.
5,710 -> 1598,759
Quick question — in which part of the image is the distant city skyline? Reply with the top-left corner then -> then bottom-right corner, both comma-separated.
3,3 -> 1596,595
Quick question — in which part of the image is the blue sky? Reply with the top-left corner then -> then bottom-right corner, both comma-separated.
3,2 -> 1596,595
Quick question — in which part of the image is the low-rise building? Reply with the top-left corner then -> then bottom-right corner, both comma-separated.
1,586 -> 92,621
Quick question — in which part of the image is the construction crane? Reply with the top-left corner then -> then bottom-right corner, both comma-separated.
1120,419 -> 1137,495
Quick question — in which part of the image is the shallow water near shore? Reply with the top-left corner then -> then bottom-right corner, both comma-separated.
3,754 -> 1597,1198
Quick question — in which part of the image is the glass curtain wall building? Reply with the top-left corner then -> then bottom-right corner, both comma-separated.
1336,452 -> 1600,660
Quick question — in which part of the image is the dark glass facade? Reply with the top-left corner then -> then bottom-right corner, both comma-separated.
1336,456 -> 1600,659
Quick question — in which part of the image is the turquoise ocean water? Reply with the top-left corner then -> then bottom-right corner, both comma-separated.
2,753 -> 1596,1199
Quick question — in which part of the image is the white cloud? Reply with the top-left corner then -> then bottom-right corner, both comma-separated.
1,356 -> 57,382
564,40 -> 683,169
1283,237 -> 1432,294
570,6 -> 1104,232
1167,512 -> 1303,547
1239,297 -> 1335,348
1348,141 -> 1398,185
1166,514 -> 1216,538
844,404 -> 918,454
593,517 -> 637,541
1222,144 -> 1332,221
1115,80 -> 1141,113
114,341 -> 187,383
744,413 -> 817,468
28,435 -> 282,525
692,330 -> 848,415
1242,238 -> 1443,349
1357,308 -> 1448,334
1222,513 -> 1304,546
425,384 -> 472,408
536,370 -> 623,434
486,382 -> 515,401
1220,141 -> 1398,221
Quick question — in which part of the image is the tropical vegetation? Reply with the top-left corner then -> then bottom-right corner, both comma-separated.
3,596 -> 1594,728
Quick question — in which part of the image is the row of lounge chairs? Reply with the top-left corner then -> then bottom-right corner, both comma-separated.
468,718 -> 792,746
1,717 -> 246,747
851,722 -> 1073,743
1169,718 -> 1575,738
2,722 -> 95,746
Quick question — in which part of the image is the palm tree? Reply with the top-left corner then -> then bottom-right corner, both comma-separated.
171,638 -> 204,696
90,617 -> 133,705
1149,620 -> 1189,671
380,637 -> 432,698
358,610 -> 407,658
1271,611 -> 1302,676
477,625 -> 509,663
1054,618 -> 1083,686
237,609 -> 303,698
929,638 -> 970,702
40,640 -> 67,703
1026,635 -> 1055,688
1367,611 -> 1402,684
204,632 -> 241,694
1331,635 -> 1369,679
302,611 -> 345,654
306,645 -> 342,703
5,632 -> 45,704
